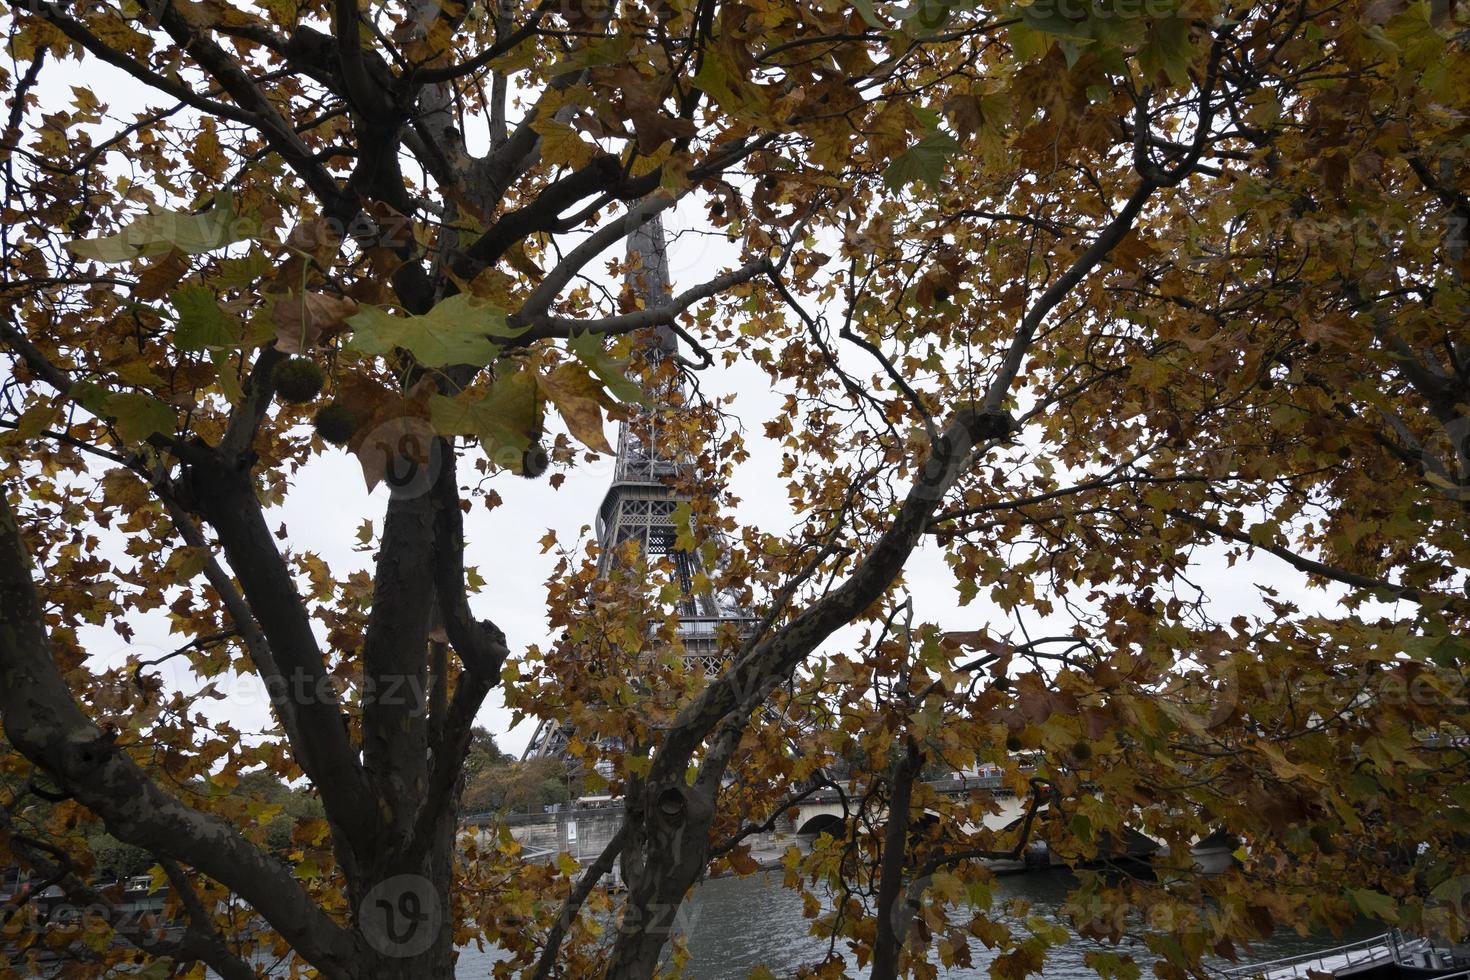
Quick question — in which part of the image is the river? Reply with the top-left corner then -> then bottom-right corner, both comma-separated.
454,869 -> 1380,977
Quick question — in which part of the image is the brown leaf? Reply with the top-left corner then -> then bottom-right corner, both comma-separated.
271,291 -> 359,354
628,107 -> 697,155
264,217 -> 343,294
1081,706 -> 1113,740
725,845 -> 761,875
944,94 -> 984,140
136,249 -> 191,300
338,375 -> 436,492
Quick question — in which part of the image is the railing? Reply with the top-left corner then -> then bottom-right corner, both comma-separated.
1214,931 -> 1450,979
677,616 -> 760,637
461,802 -> 627,826
928,773 -> 1009,792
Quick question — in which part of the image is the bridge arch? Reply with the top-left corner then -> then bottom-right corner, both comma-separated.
796,812 -> 845,838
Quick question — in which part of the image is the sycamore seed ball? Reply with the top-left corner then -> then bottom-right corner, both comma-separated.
1071,741 -> 1092,762
313,402 -> 358,446
1004,733 -> 1023,752
272,356 -> 324,404
521,442 -> 549,479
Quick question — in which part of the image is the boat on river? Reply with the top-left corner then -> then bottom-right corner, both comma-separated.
1217,931 -> 1470,978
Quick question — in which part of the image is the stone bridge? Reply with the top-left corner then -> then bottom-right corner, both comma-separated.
786,773 -> 1031,837
464,773 -> 1226,876
463,773 -> 1037,862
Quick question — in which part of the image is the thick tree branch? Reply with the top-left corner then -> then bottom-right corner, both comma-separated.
409,440 -> 508,857
871,737 -> 921,980
359,465 -> 437,839
523,255 -> 774,343
178,451 -> 375,848
0,490 -> 361,978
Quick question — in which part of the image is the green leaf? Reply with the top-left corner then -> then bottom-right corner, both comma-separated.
884,133 -> 961,191
692,48 -> 753,115
428,364 -> 540,466
1071,813 -> 1093,842
1084,951 -> 1142,980
1350,888 -> 1399,923
1138,16 -> 1194,88
1019,2 -> 1094,40
214,249 -> 273,290
1008,22 -> 1049,62
348,294 -> 510,368
172,285 -> 239,351
567,332 -> 647,405
546,35 -> 631,75
910,105 -> 944,130
107,392 -> 175,444
66,381 -> 174,443
847,0 -> 884,28
66,192 -> 252,262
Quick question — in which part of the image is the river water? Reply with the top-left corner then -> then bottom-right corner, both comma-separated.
455,869 -> 1380,978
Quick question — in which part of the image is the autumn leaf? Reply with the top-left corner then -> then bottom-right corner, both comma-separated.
334,375 -> 436,491
172,285 -> 240,351
725,846 -> 761,875
347,294 -> 509,368
531,119 -> 598,171
538,361 -> 614,453
66,191 -> 251,262
271,291 -> 359,354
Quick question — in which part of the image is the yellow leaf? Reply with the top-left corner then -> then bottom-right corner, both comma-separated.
532,119 -> 597,171
539,362 -> 613,453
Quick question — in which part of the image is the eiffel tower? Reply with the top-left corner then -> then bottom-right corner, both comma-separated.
523,216 -> 757,761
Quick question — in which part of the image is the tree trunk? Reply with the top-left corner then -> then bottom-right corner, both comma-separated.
350,808 -> 460,979
604,778 -> 717,980
871,739 -> 921,980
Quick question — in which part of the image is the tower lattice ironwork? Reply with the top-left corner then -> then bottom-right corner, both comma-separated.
524,216 -> 756,761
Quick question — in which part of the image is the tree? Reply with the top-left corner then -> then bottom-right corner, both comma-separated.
462,755 -> 570,814
459,728 -> 571,813
1,0 -> 1468,977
